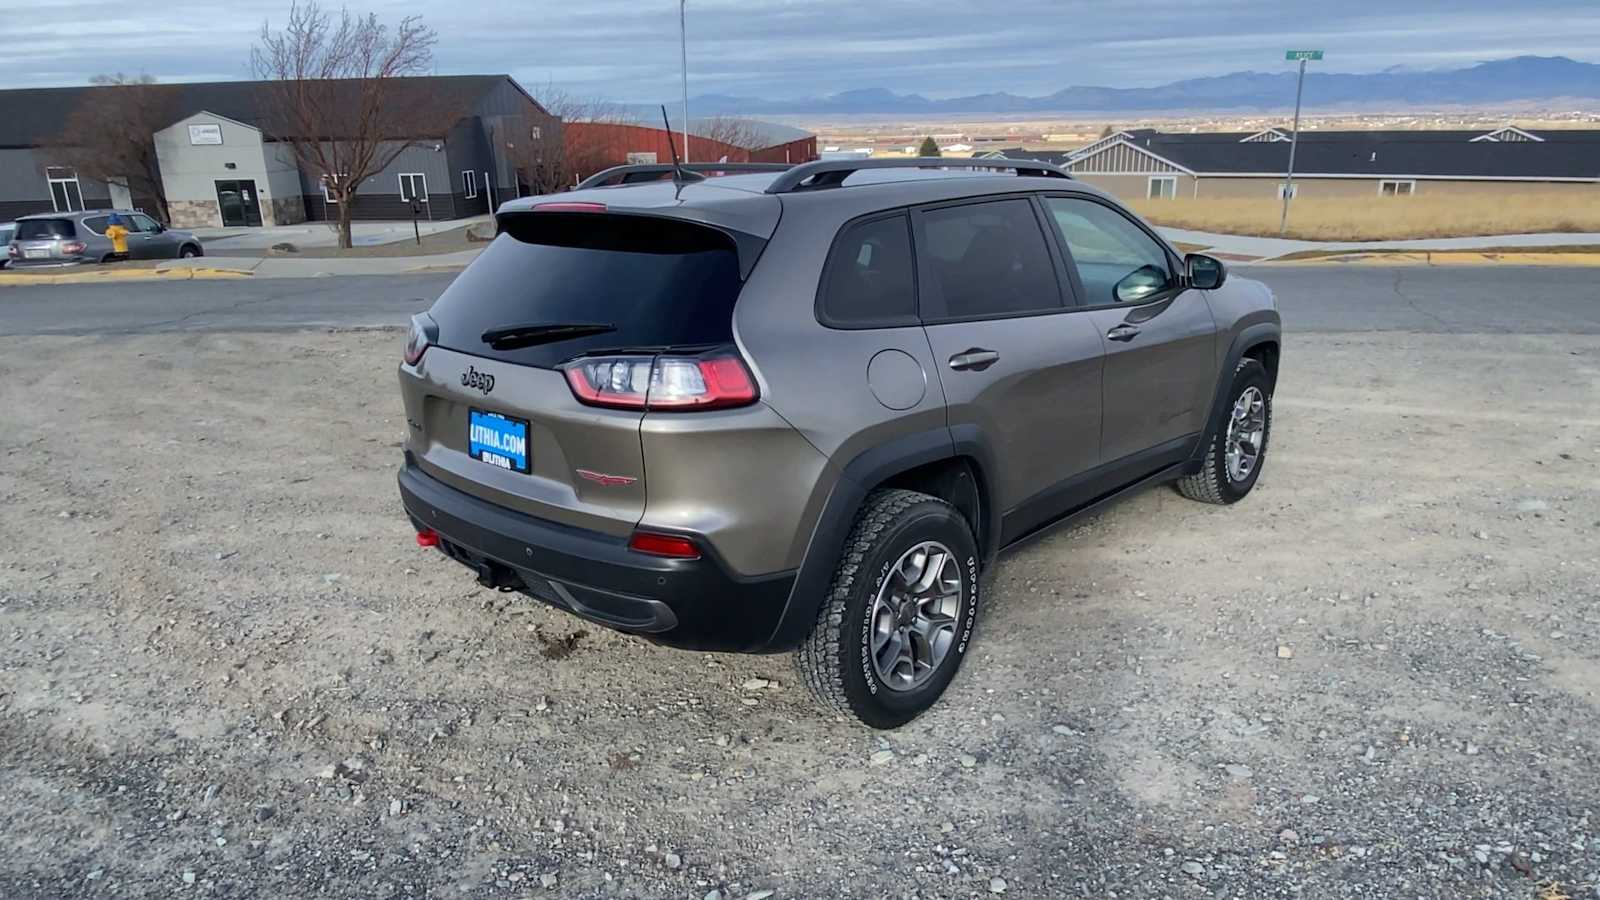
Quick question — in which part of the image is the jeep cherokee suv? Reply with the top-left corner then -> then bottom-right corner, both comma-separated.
397,158 -> 1280,728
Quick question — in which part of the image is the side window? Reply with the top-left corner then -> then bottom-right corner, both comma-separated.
818,214 -> 917,327
1044,197 -> 1175,305
918,198 -> 1063,320
131,214 -> 161,233
80,216 -> 110,235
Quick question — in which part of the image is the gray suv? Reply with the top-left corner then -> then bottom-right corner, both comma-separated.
6,210 -> 203,267
397,158 -> 1280,728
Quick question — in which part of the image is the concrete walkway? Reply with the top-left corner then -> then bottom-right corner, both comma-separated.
1158,227 -> 1600,262
191,217 -> 491,250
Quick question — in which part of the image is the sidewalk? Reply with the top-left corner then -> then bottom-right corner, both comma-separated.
1157,227 -> 1600,263
0,250 -> 482,286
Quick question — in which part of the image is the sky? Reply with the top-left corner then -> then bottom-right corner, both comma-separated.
4,0 -> 1600,99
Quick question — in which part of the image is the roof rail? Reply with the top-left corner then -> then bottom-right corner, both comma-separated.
576,162 -> 794,190
764,157 -> 1072,194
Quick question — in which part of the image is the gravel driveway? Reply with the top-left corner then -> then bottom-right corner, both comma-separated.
1,329 -> 1596,899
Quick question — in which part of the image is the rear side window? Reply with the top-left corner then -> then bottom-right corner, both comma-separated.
428,213 -> 745,369
80,216 -> 109,235
818,214 -> 917,328
917,199 -> 1063,321
17,219 -> 75,240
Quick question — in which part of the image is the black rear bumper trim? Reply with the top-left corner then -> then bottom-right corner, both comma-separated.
398,460 -> 795,652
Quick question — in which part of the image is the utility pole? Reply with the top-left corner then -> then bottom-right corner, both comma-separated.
680,0 -> 690,163
1279,49 -> 1322,237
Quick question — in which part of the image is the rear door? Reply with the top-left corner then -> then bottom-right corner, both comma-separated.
914,196 -> 1105,528
1041,195 -> 1218,462
129,214 -> 177,258
404,212 -> 750,537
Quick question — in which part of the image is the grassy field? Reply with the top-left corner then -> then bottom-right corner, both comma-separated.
1125,193 -> 1600,241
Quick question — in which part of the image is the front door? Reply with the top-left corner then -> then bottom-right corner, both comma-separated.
913,197 -> 1105,537
215,180 -> 263,227
128,213 -> 177,259
1041,195 -> 1218,463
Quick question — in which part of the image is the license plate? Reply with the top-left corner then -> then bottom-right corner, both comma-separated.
468,409 -> 530,473
24,248 -> 48,259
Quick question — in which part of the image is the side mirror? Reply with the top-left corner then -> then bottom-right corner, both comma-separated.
1114,264 -> 1170,304
1186,253 -> 1227,290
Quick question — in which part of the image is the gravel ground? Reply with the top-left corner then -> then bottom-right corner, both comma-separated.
0,329 -> 1597,899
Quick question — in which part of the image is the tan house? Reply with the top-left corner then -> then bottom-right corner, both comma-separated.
983,127 -> 1600,202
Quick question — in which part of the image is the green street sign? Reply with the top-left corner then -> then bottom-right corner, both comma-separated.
1285,50 -> 1324,61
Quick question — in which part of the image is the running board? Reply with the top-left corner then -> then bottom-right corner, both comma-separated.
999,462 -> 1187,556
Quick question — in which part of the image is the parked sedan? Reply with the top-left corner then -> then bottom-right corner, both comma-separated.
5,210 -> 203,267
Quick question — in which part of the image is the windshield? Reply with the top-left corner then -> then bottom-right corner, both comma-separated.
17,219 -> 76,240
428,213 -> 747,369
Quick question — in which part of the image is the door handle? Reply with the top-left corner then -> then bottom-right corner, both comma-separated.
1106,324 -> 1141,342
948,348 -> 1000,371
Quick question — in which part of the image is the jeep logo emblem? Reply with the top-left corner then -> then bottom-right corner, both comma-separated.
461,365 -> 495,394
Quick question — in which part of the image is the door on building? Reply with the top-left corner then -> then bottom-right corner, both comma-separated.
215,180 -> 263,227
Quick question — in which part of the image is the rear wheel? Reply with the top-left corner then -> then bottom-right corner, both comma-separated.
1177,358 -> 1272,504
796,489 -> 981,728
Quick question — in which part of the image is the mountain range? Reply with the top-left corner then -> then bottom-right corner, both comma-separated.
652,56 -> 1600,117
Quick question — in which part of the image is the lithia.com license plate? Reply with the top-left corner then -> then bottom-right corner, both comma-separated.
468,409 -> 530,473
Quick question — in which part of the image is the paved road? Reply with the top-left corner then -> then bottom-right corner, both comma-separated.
2,266 -> 1598,336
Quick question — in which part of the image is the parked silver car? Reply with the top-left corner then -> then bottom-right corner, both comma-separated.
0,222 -> 13,268
5,210 -> 203,267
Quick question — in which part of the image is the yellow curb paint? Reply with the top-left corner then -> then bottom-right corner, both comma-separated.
0,267 -> 252,286
1271,251 -> 1600,267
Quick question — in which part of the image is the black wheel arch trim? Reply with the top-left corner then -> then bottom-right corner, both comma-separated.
1189,322 -> 1281,470
765,426 -> 1001,650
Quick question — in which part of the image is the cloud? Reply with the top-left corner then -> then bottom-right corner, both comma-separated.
3,0 -> 1599,100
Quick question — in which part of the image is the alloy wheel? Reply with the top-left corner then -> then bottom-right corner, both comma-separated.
869,541 -> 963,692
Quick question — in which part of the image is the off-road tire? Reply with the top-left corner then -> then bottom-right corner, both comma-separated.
796,489 -> 980,729
1177,357 -> 1272,505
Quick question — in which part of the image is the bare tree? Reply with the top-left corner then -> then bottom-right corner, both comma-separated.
698,117 -> 768,154
513,85 -> 632,192
251,1 -> 449,248
43,75 -> 177,222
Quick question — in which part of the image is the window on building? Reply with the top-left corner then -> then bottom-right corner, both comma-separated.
818,214 -> 918,328
320,174 -> 347,205
462,170 -> 478,199
530,125 -> 542,141
918,199 -> 1064,320
399,173 -> 429,203
46,167 -> 85,212
1147,176 -> 1178,200
1379,179 -> 1415,197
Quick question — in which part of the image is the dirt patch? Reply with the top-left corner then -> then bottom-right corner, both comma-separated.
0,330 -> 1597,898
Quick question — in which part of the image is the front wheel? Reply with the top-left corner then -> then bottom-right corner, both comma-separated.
1177,358 -> 1273,504
179,245 -> 202,259
796,489 -> 981,729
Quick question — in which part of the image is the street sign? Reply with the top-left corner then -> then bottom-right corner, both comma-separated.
1285,50 -> 1324,61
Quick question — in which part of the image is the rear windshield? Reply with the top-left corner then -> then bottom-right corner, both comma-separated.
17,219 -> 75,240
429,213 -> 745,369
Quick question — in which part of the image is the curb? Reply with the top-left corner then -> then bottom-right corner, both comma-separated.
0,266 -> 254,286
1262,251 -> 1600,267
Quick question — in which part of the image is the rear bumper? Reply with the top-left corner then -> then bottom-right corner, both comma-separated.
397,459 -> 797,653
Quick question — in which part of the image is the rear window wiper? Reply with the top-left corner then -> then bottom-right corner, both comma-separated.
481,322 -> 616,350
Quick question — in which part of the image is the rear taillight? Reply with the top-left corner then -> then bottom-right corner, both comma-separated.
561,348 -> 758,411
628,531 -> 700,559
63,241 -> 87,254
403,313 -> 435,366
